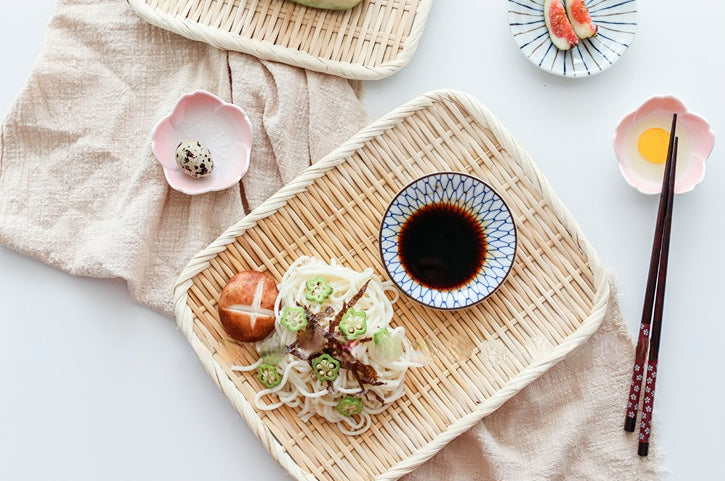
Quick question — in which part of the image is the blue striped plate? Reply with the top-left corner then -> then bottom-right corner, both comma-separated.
508,0 -> 637,78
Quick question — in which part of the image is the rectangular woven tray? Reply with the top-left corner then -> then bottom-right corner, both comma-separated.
174,90 -> 609,481
128,0 -> 433,80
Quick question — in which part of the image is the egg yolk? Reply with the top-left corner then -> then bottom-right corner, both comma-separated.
637,127 -> 670,164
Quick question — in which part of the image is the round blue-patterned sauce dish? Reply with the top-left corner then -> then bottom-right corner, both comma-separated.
379,172 -> 517,310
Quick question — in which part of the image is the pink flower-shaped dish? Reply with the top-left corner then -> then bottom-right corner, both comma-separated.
614,96 -> 714,194
151,91 -> 253,195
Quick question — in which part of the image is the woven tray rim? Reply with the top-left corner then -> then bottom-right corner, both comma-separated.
127,0 -> 434,81
173,89 -> 610,481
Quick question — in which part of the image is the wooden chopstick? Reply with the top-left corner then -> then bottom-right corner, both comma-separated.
623,114 -> 678,443
637,136 -> 678,456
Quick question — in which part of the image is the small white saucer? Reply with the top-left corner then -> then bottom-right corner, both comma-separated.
508,0 -> 637,78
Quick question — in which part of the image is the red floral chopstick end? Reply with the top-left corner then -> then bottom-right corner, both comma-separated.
625,322 -> 650,431
638,360 -> 658,456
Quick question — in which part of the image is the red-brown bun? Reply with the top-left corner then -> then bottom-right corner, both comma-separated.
218,271 -> 278,343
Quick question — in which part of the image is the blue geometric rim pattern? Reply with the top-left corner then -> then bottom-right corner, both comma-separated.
379,172 -> 517,310
507,0 -> 638,78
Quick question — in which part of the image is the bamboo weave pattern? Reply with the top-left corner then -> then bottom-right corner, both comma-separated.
174,90 -> 609,481
128,0 -> 433,80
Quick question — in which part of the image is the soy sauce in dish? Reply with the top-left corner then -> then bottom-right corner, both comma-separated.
398,202 -> 486,290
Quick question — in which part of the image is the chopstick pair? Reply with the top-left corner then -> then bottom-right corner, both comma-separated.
623,113 -> 679,457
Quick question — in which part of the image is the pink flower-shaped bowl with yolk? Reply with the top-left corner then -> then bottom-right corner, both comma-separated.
151,91 -> 253,195
614,96 -> 714,194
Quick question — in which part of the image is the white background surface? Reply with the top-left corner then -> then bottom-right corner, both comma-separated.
1,1 -> 723,480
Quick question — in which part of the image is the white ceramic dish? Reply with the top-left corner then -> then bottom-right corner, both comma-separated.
151,91 -> 253,195
379,172 -> 517,310
508,0 -> 637,78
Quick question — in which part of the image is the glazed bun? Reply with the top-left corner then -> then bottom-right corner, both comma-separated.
218,271 -> 278,343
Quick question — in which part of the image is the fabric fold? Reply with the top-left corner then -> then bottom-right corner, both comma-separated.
0,0 -> 369,317
402,283 -> 661,481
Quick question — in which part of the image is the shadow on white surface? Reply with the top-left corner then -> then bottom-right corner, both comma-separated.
0,246 -> 288,480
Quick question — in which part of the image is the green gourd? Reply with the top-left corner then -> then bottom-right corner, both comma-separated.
289,0 -> 363,10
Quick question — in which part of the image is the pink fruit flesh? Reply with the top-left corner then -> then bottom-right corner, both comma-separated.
548,0 -> 578,48
569,0 -> 598,37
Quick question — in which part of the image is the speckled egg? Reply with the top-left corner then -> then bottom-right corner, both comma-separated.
175,139 -> 213,178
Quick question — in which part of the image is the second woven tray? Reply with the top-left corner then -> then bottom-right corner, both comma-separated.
128,0 -> 433,80
174,90 -> 609,481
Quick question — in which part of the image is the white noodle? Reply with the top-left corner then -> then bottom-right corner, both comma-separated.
239,256 -> 420,436
231,358 -> 262,372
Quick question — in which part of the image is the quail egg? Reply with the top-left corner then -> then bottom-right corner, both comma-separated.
176,140 -> 213,178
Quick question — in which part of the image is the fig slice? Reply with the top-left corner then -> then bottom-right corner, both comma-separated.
544,0 -> 579,50
564,0 -> 598,39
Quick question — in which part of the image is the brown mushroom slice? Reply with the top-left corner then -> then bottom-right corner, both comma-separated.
218,271 -> 278,343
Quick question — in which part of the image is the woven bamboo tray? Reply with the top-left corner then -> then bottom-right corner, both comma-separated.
174,90 -> 609,481
127,0 -> 433,80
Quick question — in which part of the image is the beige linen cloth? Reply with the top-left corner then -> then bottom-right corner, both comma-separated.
0,0 -> 369,317
402,285 -> 663,481
0,1 -> 662,479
